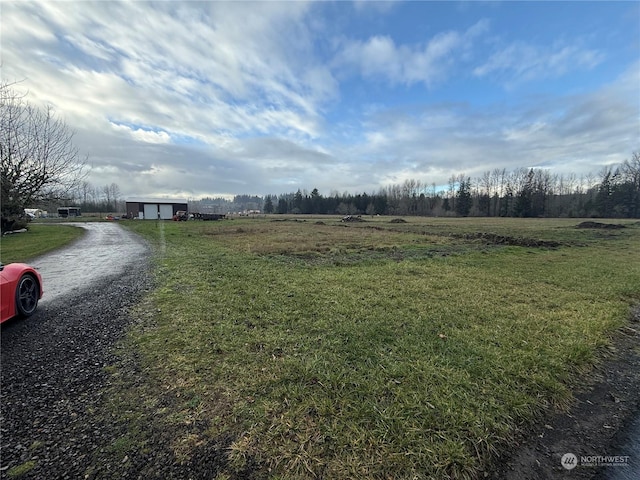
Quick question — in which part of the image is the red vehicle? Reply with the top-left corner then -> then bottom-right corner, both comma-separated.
0,263 -> 43,323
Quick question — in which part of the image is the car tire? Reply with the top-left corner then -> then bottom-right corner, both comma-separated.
16,274 -> 39,317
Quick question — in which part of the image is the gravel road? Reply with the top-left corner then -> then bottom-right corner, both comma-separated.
1,223 -> 153,479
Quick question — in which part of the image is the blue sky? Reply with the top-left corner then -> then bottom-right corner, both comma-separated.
2,1 -> 638,200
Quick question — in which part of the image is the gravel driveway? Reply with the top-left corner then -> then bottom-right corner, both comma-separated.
1,223 -> 152,479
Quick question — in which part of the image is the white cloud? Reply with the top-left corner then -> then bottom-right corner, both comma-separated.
473,40 -> 605,84
333,20 -> 489,87
110,123 -> 171,144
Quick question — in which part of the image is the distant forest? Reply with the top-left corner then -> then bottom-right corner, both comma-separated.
264,153 -> 640,218
66,152 -> 639,218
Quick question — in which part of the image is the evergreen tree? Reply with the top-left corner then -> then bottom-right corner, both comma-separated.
263,195 -> 274,214
514,169 -> 534,217
293,189 -> 303,213
276,197 -> 288,214
455,177 -> 472,217
310,188 -> 321,214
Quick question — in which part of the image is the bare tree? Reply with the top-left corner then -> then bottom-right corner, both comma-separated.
80,180 -> 92,205
621,151 -> 640,188
447,174 -> 457,211
102,184 -> 112,209
109,182 -> 121,211
480,170 -> 493,216
1,83 -> 88,219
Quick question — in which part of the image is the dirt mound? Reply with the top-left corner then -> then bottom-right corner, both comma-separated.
576,221 -> 625,229
456,232 -> 561,248
389,218 -> 407,224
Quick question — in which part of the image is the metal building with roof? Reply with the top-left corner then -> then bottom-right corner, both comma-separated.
125,198 -> 188,220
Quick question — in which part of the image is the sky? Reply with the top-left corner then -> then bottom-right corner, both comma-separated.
2,1 -> 639,200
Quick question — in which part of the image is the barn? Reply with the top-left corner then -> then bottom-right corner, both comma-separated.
125,199 -> 188,220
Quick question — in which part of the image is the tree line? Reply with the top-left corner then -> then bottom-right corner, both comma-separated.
59,157 -> 640,219
62,181 -> 124,213
263,155 -> 640,218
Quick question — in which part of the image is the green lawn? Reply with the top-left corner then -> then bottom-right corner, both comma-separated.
0,223 -> 86,263
116,217 -> 639,478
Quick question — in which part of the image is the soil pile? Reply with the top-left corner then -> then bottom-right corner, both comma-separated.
576,221 -> 626,229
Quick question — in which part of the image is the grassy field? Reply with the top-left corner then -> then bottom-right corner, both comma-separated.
115,216 -> 638,479
0,223 -> 86,264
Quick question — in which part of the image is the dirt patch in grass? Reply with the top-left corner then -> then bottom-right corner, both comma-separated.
576,221 -> 626,229
453,232 -> 562,248
492,306 -> 640,479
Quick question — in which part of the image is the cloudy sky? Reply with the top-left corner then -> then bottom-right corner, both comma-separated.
2,1 -> 639,200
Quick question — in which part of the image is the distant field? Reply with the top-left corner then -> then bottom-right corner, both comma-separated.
116,216 -> 640,479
